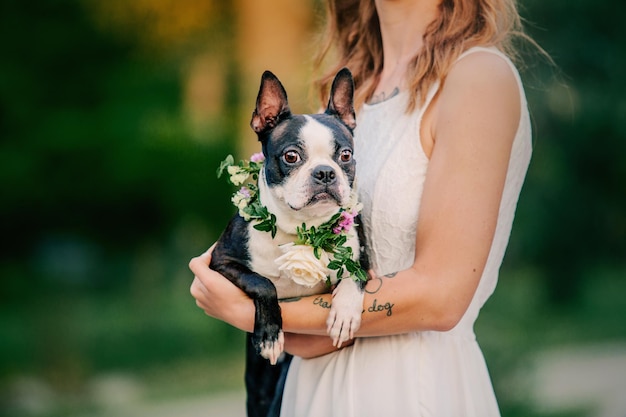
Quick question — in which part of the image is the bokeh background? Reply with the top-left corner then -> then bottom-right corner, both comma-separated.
1,1 -> 625,416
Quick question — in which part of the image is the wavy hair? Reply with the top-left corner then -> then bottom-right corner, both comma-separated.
313,0 -> 535,112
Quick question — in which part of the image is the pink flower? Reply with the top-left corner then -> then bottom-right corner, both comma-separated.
250,152 -> 265,163
239,186 -> 251,198
333,210 -> 356,234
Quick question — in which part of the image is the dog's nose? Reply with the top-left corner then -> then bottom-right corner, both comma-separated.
312,165 -> 336,184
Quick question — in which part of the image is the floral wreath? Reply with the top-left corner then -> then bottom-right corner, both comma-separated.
217,153 -> 367,287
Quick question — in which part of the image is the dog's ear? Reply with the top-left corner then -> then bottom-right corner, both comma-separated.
325,68 -> 356,130
250,71 -> 291,134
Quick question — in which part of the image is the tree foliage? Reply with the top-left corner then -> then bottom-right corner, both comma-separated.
0,0 -> 623,302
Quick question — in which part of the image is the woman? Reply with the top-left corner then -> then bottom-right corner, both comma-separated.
190,0 -> 535,415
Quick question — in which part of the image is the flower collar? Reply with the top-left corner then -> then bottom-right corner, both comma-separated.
218,153 -> 367,285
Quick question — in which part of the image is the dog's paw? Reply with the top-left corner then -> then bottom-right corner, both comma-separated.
326,278 -> 364,347
258,331 -> 284,365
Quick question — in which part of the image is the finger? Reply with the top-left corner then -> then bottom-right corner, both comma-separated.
195,298 -> 207,311
326,310 -> 336,334
188,243 -> 217,272
349,317 -> 360,340
337,322 -> 350,348
278,331 -> 285,356
335,322 -> 345,348
190,277 -> 205,299
329,322 -> 342,347
200,243 -> 217,260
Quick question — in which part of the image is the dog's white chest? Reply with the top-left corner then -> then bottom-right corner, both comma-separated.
246,225 -> 331,299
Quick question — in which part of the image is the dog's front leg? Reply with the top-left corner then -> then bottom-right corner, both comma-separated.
209,257 -> 285,364
247,277 -> 284,365
326,277 -> 365,347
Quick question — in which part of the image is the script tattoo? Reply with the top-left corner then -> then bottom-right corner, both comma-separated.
313,296 -> 331,309
365,271 -> 397,294
362,272 -> 397,316
313,272 -> 397,317
366,298 -> 394,316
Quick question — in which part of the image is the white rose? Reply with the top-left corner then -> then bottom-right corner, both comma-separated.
231,190 -> 253,221
231,193 -> 247,209
343,189 -> 363,213
227,166 -> 249,186
275,243 -> 330,287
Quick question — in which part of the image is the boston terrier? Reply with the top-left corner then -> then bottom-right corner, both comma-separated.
209,68 -> 368,417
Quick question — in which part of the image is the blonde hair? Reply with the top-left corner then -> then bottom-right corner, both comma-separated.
313,0 -> 533,112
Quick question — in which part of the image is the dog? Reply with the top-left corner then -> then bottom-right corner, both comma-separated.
209,68 -> 368,417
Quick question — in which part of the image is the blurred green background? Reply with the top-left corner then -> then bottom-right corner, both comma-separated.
1,1 -> 624,416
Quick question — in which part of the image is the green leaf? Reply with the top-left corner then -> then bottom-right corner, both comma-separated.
355,269 -> 367,282
217,154 -> 234,178
254,222 -> 272,232
327,260 -> 342,270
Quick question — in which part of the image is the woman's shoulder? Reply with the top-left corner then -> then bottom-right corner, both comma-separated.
429,46 -> 522,150
441,46 -> 521,112
451,47 -> 519,86
419,46 -> 524,157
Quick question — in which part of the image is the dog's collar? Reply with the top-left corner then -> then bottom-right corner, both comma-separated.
218,153 -> 366,284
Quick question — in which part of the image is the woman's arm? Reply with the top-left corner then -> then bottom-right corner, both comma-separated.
277,51 -> 521,337
189,251 -> 350,357
190,51 -> 521,352
284,332 -> 354,358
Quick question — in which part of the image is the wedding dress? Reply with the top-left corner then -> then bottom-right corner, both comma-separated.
280,47 -> 532,417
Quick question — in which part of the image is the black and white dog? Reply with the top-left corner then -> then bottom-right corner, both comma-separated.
210,68 -> 368,417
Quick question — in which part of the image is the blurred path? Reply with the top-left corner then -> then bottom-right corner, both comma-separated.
12,342 -> 626,417
85,390 -> 246,417
528,342 -> 626,417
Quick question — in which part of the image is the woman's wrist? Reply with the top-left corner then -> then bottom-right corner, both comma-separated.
227,296 -> 256,333
284,332 -> 354,359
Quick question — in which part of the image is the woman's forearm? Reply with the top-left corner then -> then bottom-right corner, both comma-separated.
191,246 -> 478,343
280,266 -> 475,338
283,332 -> 354,358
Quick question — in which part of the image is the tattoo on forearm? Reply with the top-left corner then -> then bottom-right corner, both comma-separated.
365,271 -> 397,294
313,294 -> 395,317
313,296 -> 331,309
366,298 -> 394,316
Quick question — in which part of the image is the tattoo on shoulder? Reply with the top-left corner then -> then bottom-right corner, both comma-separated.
368,87 -> 400,105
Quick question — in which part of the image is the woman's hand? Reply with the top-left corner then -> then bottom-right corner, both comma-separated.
189,246 -> 356,359
189,245 -> 255,333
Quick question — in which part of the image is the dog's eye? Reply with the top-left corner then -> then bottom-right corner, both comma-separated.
283,150 -> 301,164
340,149 -> 352,162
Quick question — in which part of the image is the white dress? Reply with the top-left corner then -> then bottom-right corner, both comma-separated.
280,47 -> 532,417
